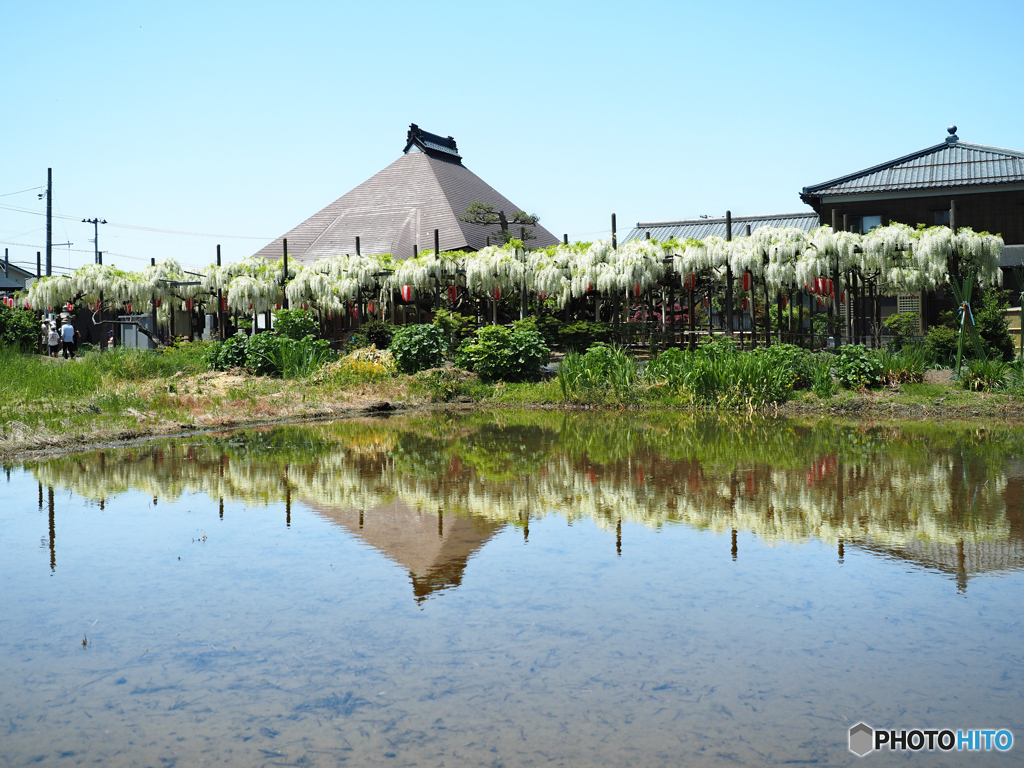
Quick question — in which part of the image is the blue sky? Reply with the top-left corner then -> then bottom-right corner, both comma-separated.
3,0 -> 1022,272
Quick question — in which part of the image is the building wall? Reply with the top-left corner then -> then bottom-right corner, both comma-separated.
816,188 -> 1024,244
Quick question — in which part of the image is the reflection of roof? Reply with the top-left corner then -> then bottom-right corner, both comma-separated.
308,498 -> 504,602
850,538 -> 1024,592
622,212 -> 819,243
802,132 -> 1024,200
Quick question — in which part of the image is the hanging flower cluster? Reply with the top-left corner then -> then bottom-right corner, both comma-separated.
22,224 -> 1003,319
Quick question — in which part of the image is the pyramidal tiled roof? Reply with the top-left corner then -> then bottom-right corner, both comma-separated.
801,129 -> 1024,200
253,126 -> 558,262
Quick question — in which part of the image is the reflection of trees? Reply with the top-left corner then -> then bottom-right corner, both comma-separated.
24,413 -> 1024,553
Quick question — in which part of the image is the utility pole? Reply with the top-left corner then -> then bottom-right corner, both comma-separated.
46,169 -> 52,277
82,218 -> 107,263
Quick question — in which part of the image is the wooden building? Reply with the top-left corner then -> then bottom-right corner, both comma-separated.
253,124 -> 559,264
801,127 -> 1024,330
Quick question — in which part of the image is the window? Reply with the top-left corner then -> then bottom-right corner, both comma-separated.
933,209 -> 950,225
846,215 -> 883,234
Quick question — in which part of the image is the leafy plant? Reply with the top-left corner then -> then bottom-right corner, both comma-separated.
206,330 -> 250,370
455,324 -> 550,383
361,319 -> 394,350
883,312 -> 921,351
558,343 -> 638,403
834,345 -> 881,390
811,355 -> 838,398
877,344 -> 929,386
390,324 -> 446,374
272,308 -> 318,341
558,321 -> 612,352
433,309 -> 476,354
960,358 -> 1008,391
0,306 -> 40,352
245,331 -> 283,376
925,325 -> 957,367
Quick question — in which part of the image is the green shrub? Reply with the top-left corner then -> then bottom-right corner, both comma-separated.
925,325 -> 957,366
272,308 -> 318,341
206,330 -> 249,370
877,343 -> 929,386
558,321 -> 612,352
835,345 -> 881,389
974,287 -> 1016,362
455,324 -> 550,382
533,316 -> 563,348
245,331 -> 284,376
433,309 -> 476,354
279,335 -> 334,378
750,343 -> 816,390
883,312 -> 922,351
0,306 -> 40,352
390,324 -> 446,374
361,319 -> 395,349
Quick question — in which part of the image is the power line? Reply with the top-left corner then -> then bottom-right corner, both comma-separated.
0,186 -> 45,198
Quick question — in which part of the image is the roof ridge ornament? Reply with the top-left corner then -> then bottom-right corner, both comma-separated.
946,125 -> 959,144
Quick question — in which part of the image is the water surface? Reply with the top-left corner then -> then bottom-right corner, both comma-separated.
2,412 -> 1023,766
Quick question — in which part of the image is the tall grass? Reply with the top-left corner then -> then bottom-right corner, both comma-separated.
558,343 -> 639,404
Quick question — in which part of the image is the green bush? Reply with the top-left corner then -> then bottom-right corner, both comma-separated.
390,324 -> 446,374
245,331 -> 284,376
361,319 -> 395,349
0,306 -> 41,352
558,320 -> 612,352
206,330 -> 249,370
925,325 -> 957,366
974,287 -> 1015,362
877,343 -> 930,386
455,324 -> 550,382
272,308 -> 318,341
533,316 -> 563,348
750,343 -> 816,390
835,345 -> 881,389
883,312 -> 921,351
433,309 -> 476,354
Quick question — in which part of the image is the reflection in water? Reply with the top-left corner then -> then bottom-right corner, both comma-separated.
22,412 -> 1024,595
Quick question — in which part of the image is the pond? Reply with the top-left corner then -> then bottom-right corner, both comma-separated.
2,412 -> 1023,766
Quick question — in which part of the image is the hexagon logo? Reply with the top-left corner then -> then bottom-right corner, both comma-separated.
849,722 -> 874,757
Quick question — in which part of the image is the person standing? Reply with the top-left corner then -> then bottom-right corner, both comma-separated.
61,318 -> 77,359
47,322 -> 60,358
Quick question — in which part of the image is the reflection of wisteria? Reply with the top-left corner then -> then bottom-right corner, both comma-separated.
24,414 -> 1024,556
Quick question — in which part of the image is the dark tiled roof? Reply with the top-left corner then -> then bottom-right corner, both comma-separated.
404,123 -> 461,161
802,135 -> 1024,199
622,212 -> 820,243
252,151 -> 559,262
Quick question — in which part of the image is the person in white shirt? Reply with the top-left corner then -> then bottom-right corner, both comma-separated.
47,323 -> 60,357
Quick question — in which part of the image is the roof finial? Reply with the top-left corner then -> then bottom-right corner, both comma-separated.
946,125 -> 958,144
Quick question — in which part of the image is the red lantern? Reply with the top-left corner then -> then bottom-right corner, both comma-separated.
65,302 -> 73,311
782,296 -> 788,309
685,272 -> 697,291
634,282 -> 641,297
300,302 -> 307,311
126,303 -> 132,313
817,296 -> 825,306
839,291 -> 845,304
827,278 -> 834,297
401,285 -> 413,303
587,283 -> 593,293
741,297 -> 748,311
702,296 -> 709,309
492,285 -> 501,300
157,298 -> 162,308
24,301 -> 31,310
448,285 -> 458,302
538,291 -> 547,301
742,272 -> 751,292
186,298 -> 194,312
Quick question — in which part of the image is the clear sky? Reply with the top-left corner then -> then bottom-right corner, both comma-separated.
3,0 -> 1022,273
